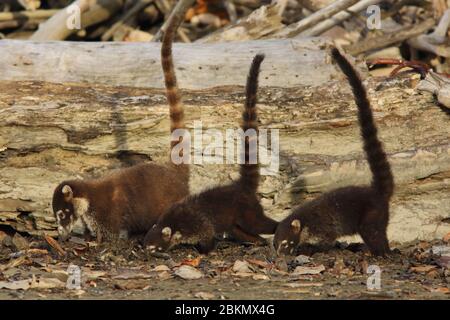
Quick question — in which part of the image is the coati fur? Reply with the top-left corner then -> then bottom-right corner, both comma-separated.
52,13 -> 189,242
273,47 -> 394,257
143,54 -> 278,254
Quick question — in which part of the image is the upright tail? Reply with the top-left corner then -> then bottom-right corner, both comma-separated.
161,13 -> 188,173
331,48 -> 394,200
239,54 -> 265,193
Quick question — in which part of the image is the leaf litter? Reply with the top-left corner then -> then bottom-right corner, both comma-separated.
0,235 -> 449,299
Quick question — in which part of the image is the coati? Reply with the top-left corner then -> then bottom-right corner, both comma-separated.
143,54 -> 278,254
52,13 -> 189,242
273,47 -> 394,257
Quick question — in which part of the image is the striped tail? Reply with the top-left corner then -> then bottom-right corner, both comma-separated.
162,13 -> 184,136
239,54 -> 265,193
331,48 -> 394,200
161,12 -> 188,173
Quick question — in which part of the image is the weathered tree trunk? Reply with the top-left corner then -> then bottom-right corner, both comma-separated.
0,39 -> 337,89
0,41 -> 449,243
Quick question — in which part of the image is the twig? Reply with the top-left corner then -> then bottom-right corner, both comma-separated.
151,0 -> 195,42
300,0 -> 383,37
0,19 -> 44,30
0,9 -> 59,22
344,18 -> 436,56
224,0 -> 238,23
101,0 -> 154,41
272,0 -> 359,38
30,0 -> 123,41
408,9 -> 450,57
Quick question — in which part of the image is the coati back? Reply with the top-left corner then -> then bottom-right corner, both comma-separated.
52,13 -> 189,242
143,54 -> 278,254
273,47 -> 394,256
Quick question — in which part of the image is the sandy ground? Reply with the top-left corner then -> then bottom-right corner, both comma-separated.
0,233 -> 449,300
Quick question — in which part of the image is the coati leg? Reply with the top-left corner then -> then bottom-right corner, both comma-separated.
230,225 -> 267,245
358,209 -> 390,256
238,207 -> 278,235
196,238 -> 217,254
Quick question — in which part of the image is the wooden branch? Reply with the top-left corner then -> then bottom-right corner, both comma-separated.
152,0 -> 196,42
30,0 -> 123,41
0,77 -> 448,243
300,0 -> 383,37
344,18 -> 436,56
101,0 -> 154,41
408,9 -> 450,57
0,9 -> 58,22
0,38 -> 340,89
196,4 -> 284,43
269,0 -> 359,39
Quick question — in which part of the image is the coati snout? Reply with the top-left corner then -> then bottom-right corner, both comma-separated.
52,183 -> 78,241
144,225 -> 183,252
273,219 -> 301,255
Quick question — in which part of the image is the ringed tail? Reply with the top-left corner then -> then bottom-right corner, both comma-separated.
239,54 -> 265,193
331,47 -> 394,200
161,11 -> 189,171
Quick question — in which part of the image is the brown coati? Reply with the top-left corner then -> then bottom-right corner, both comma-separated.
52,13 -> 189,242
143,54 -> 278,254
273,47 -> 394,257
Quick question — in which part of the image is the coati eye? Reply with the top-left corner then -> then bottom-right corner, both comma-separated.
58,212 -> 66,219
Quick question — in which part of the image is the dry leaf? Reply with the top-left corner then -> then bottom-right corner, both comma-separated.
0,279 -> 31,290
44,235 -> 66,256
292,264 -> 325,275
410,265 -> 437,273
294,255 -> 311,265
195,291 -> 215,300
174,265 -> 203,280
252,274 -> 269,281
153,265 -> 170,272
157,271 -> 172,280
246,259 -> 272,269
0,255 -> 29,272
444,232 -> 450,243
30,277 -> 66,290
181,257 -> 202,267
114,279 -> 150,290
232,260 -> 253,273
433,287 -> 450,294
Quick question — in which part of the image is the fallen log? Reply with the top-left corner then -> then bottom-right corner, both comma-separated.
0,38 -> 338,89
0,78 -> 448,243
0,41 -> 448,243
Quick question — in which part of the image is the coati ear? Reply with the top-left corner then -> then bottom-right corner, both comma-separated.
161,227 -> 172,240
291,219 -> 301,234
61,185 -> 73,202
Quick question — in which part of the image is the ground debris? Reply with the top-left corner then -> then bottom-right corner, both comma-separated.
291,264 -> 326,276
174,265 -> 204,280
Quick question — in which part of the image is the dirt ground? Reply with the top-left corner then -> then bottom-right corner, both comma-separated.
0,231 -> 449,300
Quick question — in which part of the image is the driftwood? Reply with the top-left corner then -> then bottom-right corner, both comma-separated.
0,77 -> 448,243
345,18 -> 436,56
268,0 -> 359,39
0,41 -> 449,243
30,0 -> 123,41
0,39 -> 338,89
